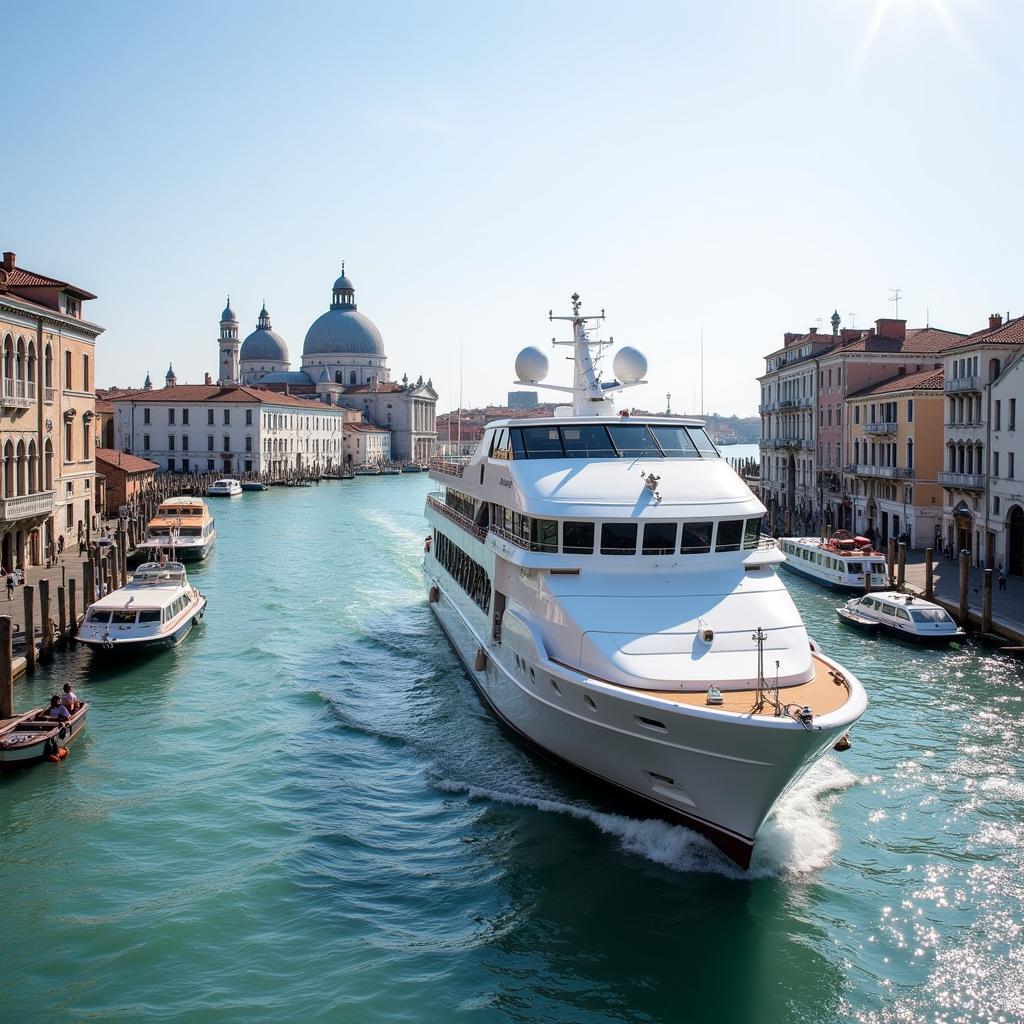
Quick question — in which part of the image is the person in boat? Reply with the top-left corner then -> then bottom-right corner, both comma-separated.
60,684 -> 81,712
41,696 -> 71,722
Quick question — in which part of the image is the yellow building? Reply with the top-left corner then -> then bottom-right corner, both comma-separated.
0,250 -> 103,568
844,367 -> 944,549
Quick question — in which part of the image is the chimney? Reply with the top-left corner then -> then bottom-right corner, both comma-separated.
204,372 -> 212,385
809,327 -> 818,335
874,318 -> 906,341
989,313 -> 1003,331
2,252 -> 14,271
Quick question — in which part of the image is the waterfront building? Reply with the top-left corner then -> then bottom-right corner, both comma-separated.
844,367 -> 944,548
939,314 -> 1024,568
990,348 -> 1024,575
507,390 -> 538,409
218,268 -> 437,463
343,421 -> 391,466
0,250 -> 102,568
112,384 -> 345,476
95,448 -> 159,516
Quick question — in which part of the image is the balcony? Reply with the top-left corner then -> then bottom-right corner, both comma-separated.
778,397 -> 813,411
938,471 -> 985,490
944,376 -> 980,394
863,421 -> 897,435
1,379 -> 36,409
426,493 -> 486,540
764,437 -> 813,450
0,490 -> 55,522
847,464 -> 915,479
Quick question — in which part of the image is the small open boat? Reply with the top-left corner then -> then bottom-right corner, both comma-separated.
0,703 -> 89,768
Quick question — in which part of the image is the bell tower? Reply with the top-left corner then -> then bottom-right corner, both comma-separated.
218,296 -> 240,384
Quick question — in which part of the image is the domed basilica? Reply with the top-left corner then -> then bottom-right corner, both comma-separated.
217,267 -> 437,463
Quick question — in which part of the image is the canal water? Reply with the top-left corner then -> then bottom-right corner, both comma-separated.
1,475 -> 1022,1024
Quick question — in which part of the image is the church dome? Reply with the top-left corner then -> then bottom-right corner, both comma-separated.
221,296 -> 237,322
240,304 -> 289,362
303,270 -> 385,356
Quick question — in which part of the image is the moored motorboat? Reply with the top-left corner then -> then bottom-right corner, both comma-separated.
423,295 -> 868,868
838,591 -> 965,644
402,464 -> 422,473
354,465 -> 381,476
137,496 -> 216,562
241,481 -> 268,491
207,478 -> 242,496
0,703 -> 89,768
779,532 -> 888,591
77,561 -> 207,655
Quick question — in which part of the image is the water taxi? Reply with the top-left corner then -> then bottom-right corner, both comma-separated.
207,478 -> 242,496
138,496 -> 216,562
76,561 -> 207,655
423,295 -> 867,868
0,703 -> 89,768
779,533 -> 888,591
838,592 -> 965,644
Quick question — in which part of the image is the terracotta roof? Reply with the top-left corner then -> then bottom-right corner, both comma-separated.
344,421 -> 390,433
835,326 -> 966,355
943,315 -> 1024,351
95,448 -> 159,474
847,366 -> 944,399
95,399 -> 115,414
112,383 -> 344,411
0,265 -> 97,300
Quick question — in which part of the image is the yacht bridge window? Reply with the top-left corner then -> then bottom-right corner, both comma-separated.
492,424 -> 720,460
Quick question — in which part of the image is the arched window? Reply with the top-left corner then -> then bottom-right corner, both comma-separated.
854,439 -> 860,465
65,350 -> 72,390
15,338 -> 24,387
27,440 -> 37,493
83,353 -> 90,391
906,438 -> 913,471
350,370 -> 357,385
65,419 -> 73,463
15,440 -> 26,496
44,439 -> 53,490
3,441 -> 13,497
27,341 -> 36,387
2,335 -> 11,384
44,344 -> 52,389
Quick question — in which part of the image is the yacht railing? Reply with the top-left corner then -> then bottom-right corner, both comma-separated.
425,493 -> 486,540
487,524 -> 531,550
756,534 -> 779,550
429,456 -> 472,478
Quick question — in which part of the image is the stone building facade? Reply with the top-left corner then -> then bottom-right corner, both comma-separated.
0,250 -> 102,569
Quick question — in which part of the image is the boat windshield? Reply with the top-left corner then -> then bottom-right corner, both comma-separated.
506,423 -> 720,460
909,608 -> 951,624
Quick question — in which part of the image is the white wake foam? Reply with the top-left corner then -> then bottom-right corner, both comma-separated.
437,757 -> 857,879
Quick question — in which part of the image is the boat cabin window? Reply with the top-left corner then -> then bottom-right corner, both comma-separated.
606,424 -> 659,458
894,607 -> 911,621
681,522 -> 713,554
601,522 -> 638,555
563,521 -> 595,554
490,428 -> 513,460
560,425 -> 618,458
86,610 -> 111,623
650,425 -> 698,458
715,520 -> 744,552
688,427 -> 719,456
445,489 -> 476,519
743,518 -> 760,550
530,518 -> 558,553
111,611 -> 137,625
138,610 -> 161,623
910,607 -> 949,624
522,427 -> 565,459
642,522 -> 677,555
847,561 -> 863,574
510,428 -> 527,460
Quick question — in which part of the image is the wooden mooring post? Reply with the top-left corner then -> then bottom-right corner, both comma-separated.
57,585 -> 67,645
0,617 -> 12,721
39,578 -> 53,662
22,584 -> 35,674
69,578 -> 78,638
982,568 -> 993,635
897,542 -> 906,591
925,547 -> 934,599
958,551 -> 970,628
887,538 -> 896,588
84,559 -> 95,607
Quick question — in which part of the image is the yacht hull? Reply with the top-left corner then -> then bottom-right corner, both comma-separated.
425,569 -> 861,868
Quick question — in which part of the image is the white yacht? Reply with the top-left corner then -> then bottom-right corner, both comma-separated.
207,478 -> 242,496
423,296 -> 867,868
838,591 -> 965,644
137,496 -> 216,562
779,534 -> 889,591
77,561 -> 207,655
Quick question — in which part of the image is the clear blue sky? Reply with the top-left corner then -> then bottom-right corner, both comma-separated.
4,0 -> 1020,415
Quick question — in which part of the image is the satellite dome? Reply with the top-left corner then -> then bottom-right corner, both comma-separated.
515,346 -> 549,384
612,346 -> 647,384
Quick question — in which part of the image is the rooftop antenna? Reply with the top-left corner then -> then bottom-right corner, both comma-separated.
849,312 -> 857,329
889,287 -> 902,320
666,392 -> 671,415
925,305 -> 930,328
457,341 -> 463,450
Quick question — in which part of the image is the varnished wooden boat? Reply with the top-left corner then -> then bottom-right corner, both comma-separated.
0,703 -> 89,768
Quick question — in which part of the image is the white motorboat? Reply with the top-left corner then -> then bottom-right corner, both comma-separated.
838,591 -> 965,644
423,295 -> 867,868
779,533 -> 888,591
207,478 -> 242,496
76,561 -> 207,655
137,496 -> 216,562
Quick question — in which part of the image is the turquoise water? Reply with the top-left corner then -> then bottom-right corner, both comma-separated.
2,476 -> 1022,1023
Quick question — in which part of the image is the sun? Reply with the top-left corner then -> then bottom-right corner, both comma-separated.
859,0 -> 970,59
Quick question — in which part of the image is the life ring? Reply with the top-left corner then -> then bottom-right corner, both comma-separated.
474,648 -> 487,671
428,586 -> 439,604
